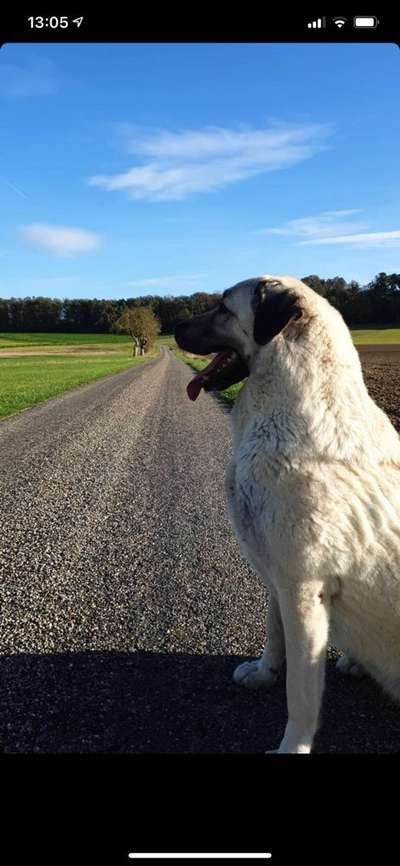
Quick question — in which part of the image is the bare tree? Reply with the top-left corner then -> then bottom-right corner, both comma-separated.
115,305 -> 161,356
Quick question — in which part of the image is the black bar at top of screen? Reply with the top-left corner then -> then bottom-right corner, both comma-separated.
0,10 -> 398,45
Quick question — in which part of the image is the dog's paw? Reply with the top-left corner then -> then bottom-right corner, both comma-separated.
336,654 -> 364,678
233,659 -> 278,690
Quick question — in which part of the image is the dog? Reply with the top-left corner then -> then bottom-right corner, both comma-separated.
175,275 -> 400,753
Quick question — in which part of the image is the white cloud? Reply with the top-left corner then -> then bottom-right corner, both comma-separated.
89,122 -> 332,201
262,210 -> 367,238
301,230 -> 400,247
261,210 -> 400,248
20,224 -> 102,257
125,273 -> 207,290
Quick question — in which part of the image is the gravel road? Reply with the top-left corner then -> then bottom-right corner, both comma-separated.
0,346 -> 399,752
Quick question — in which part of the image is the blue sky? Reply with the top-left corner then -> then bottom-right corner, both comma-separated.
1,42 -> 399,299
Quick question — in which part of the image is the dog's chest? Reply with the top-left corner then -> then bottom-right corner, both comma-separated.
225,454 -> 275,571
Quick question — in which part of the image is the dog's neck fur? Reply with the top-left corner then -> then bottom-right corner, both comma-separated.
231,310 -> 400,466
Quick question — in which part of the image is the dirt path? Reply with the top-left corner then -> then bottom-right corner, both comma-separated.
358,344 -> 400,432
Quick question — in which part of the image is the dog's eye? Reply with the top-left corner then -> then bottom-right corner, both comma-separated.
219,302 -> 232,315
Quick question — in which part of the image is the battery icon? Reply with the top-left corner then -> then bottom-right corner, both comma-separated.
354,16 -> 379,28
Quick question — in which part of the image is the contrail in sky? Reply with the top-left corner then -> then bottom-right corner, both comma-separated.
3,179 -> 29,199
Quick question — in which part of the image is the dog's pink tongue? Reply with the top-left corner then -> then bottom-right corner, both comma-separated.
186,351 -> 229,401
187,374 -> 204,401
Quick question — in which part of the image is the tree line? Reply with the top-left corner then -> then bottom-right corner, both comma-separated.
302,272 -> 400,325
1,273 -> 400,334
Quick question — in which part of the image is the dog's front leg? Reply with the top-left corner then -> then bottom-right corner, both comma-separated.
276,582 -> 330,754
233,591 -> 285,688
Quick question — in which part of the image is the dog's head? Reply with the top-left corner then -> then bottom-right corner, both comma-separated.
175,275 -> 310,401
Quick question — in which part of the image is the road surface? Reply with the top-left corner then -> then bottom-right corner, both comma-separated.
0,347 -> 398,752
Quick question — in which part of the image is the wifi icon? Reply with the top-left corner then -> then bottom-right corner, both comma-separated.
333,17 -> 347,28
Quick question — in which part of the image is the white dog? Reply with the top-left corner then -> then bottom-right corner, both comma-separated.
175,275 -> 400,753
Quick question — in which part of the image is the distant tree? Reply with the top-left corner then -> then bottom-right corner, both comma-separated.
388,273 -> 400,292
62,299 -> 83,331
22,297 -> 60,331
0,299 -> 10,329
366,273 -> 391,323
190,291 -> 210,313
8,299 -> 25,331
302,275 -> 327,296
155,298 -> 183,334
343,293 -> 372,325
114,305 -> 161,355
94,300 -> 119,332
368,272 -> 390,299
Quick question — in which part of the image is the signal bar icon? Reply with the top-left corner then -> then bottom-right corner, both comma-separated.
307,17 -> 326,28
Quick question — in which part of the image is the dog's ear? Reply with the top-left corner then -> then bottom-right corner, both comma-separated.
253,281 -> 303,345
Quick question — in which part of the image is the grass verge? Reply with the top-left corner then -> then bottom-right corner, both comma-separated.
0,349 -> 158,420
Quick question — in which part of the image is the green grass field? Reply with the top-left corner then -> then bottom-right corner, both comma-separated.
0,333 -> 164,420
350,328 -> 400,345
0,332 -> 132,349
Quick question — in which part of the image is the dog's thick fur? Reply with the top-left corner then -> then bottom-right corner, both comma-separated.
176,275 -> 400,753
